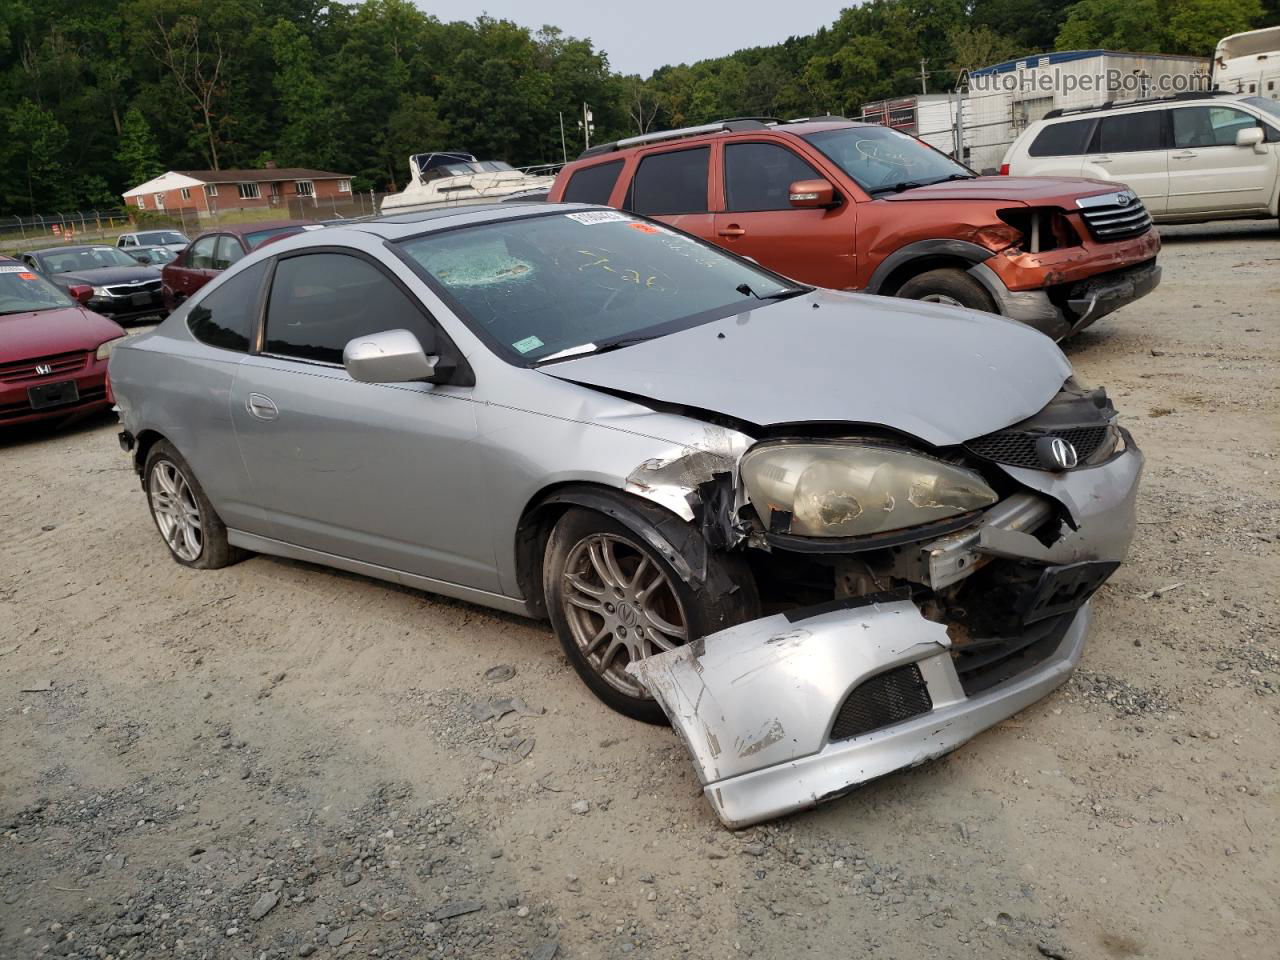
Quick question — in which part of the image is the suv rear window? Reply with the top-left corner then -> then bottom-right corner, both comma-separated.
1094,111 -> 1166,153
562,160 -> 624,204
1028,119 -> 1094,157
624,147 -> 709,216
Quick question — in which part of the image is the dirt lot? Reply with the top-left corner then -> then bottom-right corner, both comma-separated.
2,221 -> 1277,960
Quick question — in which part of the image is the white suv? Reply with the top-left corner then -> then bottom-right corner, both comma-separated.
1002,93 -> 1280,225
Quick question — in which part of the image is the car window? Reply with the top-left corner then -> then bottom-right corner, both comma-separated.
397,210 -> 796,365
264,253 -> 435,365
244,225 -> 309,250
1028,119 -> 1095,157
802,126 -> 972,194
119,236 -> 136,247
724,142 -> 821,212
138,231 -> 186,244
1172,106 -> 1261,148
189,236 -> 219,269
625,147 -> 710,216
187,261 -> 269,352
1094,111 -> 1166,153
562,160 -> 624,204
213,235 -> 244,270
37,246 -> 141,273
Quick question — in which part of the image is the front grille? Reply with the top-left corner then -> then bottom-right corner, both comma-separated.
830,663 -> 933,741
105,279 -> 162,297
1078,194 -> 1152,242
966,425 -> 1109,470
0,351 -> 89,384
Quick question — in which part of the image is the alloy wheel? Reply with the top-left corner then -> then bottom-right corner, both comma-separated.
560,532 -> 688,697
149,460 -> 204,562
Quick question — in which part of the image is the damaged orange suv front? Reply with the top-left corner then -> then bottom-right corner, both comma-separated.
549,118 -> 1161,340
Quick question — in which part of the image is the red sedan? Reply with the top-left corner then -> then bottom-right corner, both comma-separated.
162,220 -> 321,310
0,258 -> 127,428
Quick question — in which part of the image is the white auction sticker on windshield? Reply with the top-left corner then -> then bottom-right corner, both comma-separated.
564,210 -> 631,225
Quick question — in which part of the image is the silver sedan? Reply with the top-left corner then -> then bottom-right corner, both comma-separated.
109,203 -> 1142,827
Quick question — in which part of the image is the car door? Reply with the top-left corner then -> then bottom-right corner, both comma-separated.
712,140 -> 855,286
168,234 -> 219,302
229,248 -> 495,590
1167,104 -> 1278,215
1080,110 -> 1170,215
620,146 -> 716,241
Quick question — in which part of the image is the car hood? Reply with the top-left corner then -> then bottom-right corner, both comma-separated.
54,266 -> 160,286
543,290 -> 1070,447
882,175 -> 1119,206
0,306 -> 126,360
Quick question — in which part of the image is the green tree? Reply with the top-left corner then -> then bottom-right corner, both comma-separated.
3,101 -> 72,213
1054,0 -> 1164,51
270,18 -> 335,166
116,106 -> 164,186
1166,0 -> 1264,54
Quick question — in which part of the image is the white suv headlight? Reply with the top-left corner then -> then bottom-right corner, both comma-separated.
96,336 -> 127,360
740,441 -> 998,538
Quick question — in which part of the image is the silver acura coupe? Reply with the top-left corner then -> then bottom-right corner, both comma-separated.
110,203 -> 1142,827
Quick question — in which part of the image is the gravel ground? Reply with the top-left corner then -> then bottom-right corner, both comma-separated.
2,220 -> 1277,960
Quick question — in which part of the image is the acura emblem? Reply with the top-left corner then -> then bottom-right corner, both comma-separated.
35,363 -> 53,376
1035,435 -> 1079,471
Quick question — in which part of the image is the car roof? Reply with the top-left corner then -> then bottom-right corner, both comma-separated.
570,117 -> 871,165
190,220 -> 318,239
27,244 -> 120,256
326,202 -> 604,242
1036,92 -> 1255,123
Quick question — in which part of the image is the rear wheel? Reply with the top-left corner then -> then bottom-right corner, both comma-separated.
897,268 -> 997,313
143,440 -> 246,569
543,507 -> 757,723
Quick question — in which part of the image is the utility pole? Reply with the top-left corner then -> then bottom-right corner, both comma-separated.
920,58 -> 929,95
559,111 -> 568,163
578,102 -> 594,150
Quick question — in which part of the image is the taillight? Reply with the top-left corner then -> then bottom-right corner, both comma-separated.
105,368 -> 114,404
998,163 -> 1010,176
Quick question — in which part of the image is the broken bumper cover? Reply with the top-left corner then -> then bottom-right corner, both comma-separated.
969,260 -> 1161,341
629,598 -> 1090,828
628,444 -> 1142,828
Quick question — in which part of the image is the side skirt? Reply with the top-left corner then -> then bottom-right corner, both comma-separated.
226,529 -> 534,618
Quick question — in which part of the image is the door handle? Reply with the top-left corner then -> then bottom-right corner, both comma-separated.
1090,156 -> 1112,164
718,224 -> 746,237
246,393 -> 278,421
1171,151 -> 1196,159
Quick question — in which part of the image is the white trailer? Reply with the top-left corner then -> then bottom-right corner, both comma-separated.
1214,26 -> 1280,99
859,94 -> 964,157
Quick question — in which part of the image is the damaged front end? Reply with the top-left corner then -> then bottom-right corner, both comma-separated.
626,381 -> 1142,828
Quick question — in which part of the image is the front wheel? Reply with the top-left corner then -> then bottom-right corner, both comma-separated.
897,267 -> 997,313
543,507 -> 757,723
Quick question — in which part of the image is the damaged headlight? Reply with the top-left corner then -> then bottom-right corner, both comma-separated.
741,441 -> 998,538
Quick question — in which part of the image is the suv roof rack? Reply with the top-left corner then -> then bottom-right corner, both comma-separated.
1043,89 -> 1232,120
576,115 -> 855,160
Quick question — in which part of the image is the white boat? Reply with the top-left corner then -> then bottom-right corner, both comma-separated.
380,151 -> 559,215
1214,26 -> 1280,98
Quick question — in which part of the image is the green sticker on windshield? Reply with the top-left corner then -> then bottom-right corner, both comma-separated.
512,335 -> 544,354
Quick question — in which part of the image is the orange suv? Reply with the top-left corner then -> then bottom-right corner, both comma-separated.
548,117 -> 1162,340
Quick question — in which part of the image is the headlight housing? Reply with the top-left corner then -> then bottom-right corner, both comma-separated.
740,441 -> 998,538
95,336 -> 127,360
91,285 -> 111,298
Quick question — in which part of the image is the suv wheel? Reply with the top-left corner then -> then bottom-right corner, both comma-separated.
898,268 -> 997,313
543,507 -> 757,724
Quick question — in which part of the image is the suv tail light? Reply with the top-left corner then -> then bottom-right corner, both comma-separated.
998,163 -> 1010,176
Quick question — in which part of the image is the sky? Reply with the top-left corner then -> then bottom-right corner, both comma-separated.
415,1 -> 849,76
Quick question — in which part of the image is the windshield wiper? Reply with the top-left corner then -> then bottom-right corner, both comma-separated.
870,173 -> 976,196
757,286 -> 811,301
533,334 -> 659,366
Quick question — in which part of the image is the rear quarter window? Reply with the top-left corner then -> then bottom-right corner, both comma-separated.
562,160 -> 624,204
187,261 -> 269,352
1028,119 -> 1095,157
1094,111 -> 1167,153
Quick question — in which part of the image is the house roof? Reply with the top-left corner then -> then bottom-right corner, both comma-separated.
121,172 -> 206,198
175,168 -> 351,183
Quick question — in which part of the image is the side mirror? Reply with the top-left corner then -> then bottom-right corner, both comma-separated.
1236,126 -> 1265,153
68,284 -> 94,305
343,329 -> 438,383
789,178 -> 837,208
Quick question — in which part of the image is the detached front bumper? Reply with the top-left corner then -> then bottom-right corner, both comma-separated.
630,598 -> 1091,828
629,445 -> 1142,828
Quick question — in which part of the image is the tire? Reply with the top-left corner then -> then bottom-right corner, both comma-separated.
543,506 -> 758,724
897,268 -> 998,313
143,440 -> 246,570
